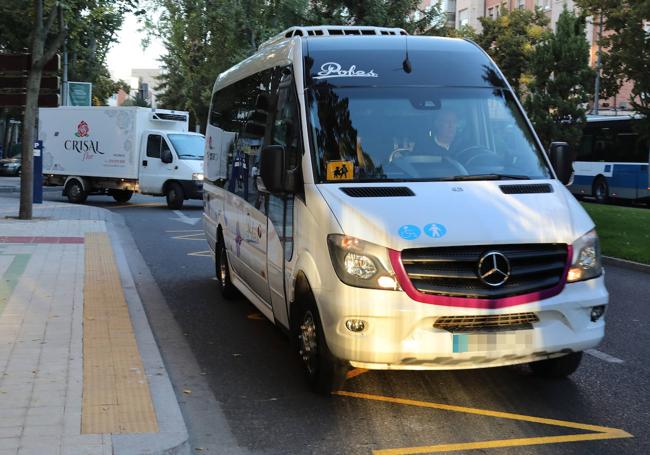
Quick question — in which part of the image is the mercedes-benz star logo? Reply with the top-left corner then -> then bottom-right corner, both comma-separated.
478,251 -> 511,287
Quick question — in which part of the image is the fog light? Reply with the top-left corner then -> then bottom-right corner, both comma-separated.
590,305 -> 606,322
377,276 -> 397,289
345,319 -> 367,332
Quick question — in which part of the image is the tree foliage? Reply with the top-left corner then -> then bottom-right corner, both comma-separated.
0,0 -> 139,105
524,8 -> 594,148
476,7 -> 550,96
147,0 -> 448,131
575,0 -> 650,140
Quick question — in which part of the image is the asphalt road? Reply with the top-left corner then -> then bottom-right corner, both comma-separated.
10,189 -> 650,454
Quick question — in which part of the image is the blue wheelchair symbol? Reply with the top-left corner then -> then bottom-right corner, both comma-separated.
398,225 -> 421,240
423,223 -> 447,238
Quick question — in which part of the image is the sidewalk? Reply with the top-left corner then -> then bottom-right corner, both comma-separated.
0,177 -> 59,194
0,198 -> 189,455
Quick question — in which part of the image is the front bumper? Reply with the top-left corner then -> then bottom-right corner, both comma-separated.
315,275 -> 607,370
179,179 -> 203,199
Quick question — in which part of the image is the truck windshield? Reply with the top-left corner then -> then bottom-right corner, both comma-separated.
306,86 -> 552,182
168,134 -> 205,160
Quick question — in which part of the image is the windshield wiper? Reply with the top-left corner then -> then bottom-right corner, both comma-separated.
178,154 -> 202,159
443,174 -> 530,181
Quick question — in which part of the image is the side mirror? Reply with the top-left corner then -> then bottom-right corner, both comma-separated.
259,144 -> 298,194
161,147 -> 173,164
548,141 -> 572,185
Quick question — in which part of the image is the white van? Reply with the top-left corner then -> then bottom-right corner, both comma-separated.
40,106 -> 204,208
202,26 -> 607,393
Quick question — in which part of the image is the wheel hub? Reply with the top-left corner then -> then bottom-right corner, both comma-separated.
299,311 -> 318,373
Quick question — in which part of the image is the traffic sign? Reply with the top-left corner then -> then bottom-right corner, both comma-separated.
67,81 -> 92,106
0,54 -> 60,74
0,93 -> 59,107
0,76 -> 60,91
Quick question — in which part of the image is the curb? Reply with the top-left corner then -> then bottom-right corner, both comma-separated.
603,256 -> 650,274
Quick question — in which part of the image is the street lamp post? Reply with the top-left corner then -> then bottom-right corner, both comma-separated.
593,14 -> 603,115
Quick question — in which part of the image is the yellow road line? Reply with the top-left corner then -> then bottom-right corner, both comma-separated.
82,233 -> 159,434
333,391 -> 632,454
247,312 -> 264,320
373,432 -> 631,455
346,368 -> 370,379
111,202 -> 164,209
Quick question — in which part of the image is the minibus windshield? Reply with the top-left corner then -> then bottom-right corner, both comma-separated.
168,134 -> 205,160
306,86 -> 552,182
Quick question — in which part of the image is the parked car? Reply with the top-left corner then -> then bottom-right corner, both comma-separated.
0,156 -> 21,176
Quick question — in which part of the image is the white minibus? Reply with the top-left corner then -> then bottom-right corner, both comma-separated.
203,26 -> 607,394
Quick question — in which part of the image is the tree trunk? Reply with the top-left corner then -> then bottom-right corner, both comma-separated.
19,65 -> 44,220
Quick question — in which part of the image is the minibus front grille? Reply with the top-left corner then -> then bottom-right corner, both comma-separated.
433,312 -> 539,332
400,244 -> 568,299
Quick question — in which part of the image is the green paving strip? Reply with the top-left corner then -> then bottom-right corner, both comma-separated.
0,254 -> 31,316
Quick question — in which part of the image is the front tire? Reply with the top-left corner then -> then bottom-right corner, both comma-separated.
166,182 -> 184,209
293,295 -> 348,395
65,179 -> 87,203
215,235 -> 238,299
529,352 -> 583,378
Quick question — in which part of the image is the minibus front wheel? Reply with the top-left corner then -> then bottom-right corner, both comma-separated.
529,351 -> 583,378
215,234 -> 238,299
293,293 -> 348,395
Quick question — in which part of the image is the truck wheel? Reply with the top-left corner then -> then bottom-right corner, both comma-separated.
293,293 -> 348,395
215,235 -> 238,299
65,179 -> 87,203
592,177 -> 609,203
110,189 -> 133,203
529,352 -> 583,379
166,182 -> 184,209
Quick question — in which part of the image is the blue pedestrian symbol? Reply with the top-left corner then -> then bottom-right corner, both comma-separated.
423,223 -> 446,239
398,225 -> 421,240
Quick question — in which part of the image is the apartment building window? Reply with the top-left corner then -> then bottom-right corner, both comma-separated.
518,0 -> 525,8
537,0 -> 551,10
488,7 -> 494,19
458,8 -> 469,27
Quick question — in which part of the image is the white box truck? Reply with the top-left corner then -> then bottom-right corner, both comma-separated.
40,106 -> 205,208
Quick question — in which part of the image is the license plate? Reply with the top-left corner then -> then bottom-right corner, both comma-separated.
452,331 -> 533,353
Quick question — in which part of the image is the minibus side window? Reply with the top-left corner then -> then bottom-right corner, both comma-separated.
222,70 -> 274,203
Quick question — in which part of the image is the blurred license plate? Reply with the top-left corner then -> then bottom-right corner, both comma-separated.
452,331 -> 533,353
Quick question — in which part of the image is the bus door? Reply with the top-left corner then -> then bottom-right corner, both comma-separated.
266,69 -> 299,329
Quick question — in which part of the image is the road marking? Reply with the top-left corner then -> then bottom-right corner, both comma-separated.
247,312 -> 264,320
585,349 -> 624,364
346,368 -> 370,379
172,210 -> 200,225
165,229 -> 203,233
111,202 -> 164,209
187,250 -> 212,257
333,391 -> 632,454
172,233 -> 206,241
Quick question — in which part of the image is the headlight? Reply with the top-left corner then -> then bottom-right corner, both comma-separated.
567,228 -> 603,282
192,172 -> 204,181
327,234 -> 399,290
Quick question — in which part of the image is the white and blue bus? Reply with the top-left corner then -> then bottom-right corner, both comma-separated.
571,115 -> 650,203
